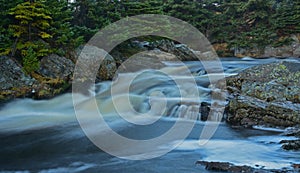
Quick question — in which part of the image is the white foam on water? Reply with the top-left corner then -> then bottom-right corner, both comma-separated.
38,162 -> 96,173
174,139 -> 300,169
252,125 -> 286,132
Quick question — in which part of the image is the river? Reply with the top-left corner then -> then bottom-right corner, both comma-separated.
0,57 -> 299,173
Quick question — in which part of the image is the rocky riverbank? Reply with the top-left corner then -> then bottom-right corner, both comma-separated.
222,60 -> 300,152
214,34 -> 300,58
196,161 -> 300,173
225,61 -> 300,128
0,39 -> 213,101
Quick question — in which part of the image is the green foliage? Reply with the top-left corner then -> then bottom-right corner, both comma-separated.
71,0 -> 121,41
44,0 -> 84,56
120,0 -> 163,17
1,0 -> 299,60
271,0 -> 300,36
23,46 -> 40,74
0,0 -> 23,55
8,1 -> 53,57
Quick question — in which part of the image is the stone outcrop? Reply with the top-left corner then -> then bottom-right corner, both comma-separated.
196,161 -> 298,173
0,56 -> 37,100
233,35 -> 300,58
76,45 -> 117,82
225,61 -> 300,128
149,40 -> 199,61
0,55 -> 76,100
280,139 -> 300,151
39,54 -> 74,80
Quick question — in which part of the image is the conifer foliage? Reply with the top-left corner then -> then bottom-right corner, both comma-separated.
9,1 -> 52,58
0,0 -> 299,67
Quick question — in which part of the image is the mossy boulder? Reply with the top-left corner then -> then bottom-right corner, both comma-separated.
0,55 -> 74,101
226,61 -> 300,128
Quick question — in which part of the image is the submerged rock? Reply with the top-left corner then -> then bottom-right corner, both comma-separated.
280,139 -> 300,151
282,127 -> 300,137
225,61 -> 300,128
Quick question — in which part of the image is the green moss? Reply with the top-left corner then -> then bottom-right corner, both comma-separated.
37,89 -> 50,98
0,95 -> 5,100
279,64 -> 287,70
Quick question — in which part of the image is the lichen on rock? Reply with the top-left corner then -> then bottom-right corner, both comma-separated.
225,61 -> 300,128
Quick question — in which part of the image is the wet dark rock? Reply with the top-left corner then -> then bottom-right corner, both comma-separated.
225,61 -> 300,128
196,161 -> 259,173
200,102 -> 211,121
282,127 -> 300,137
280,139 -> 300,151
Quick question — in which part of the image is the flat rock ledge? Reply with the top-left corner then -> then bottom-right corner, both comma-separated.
224,60 -> 300,128
196,161 -> 300,173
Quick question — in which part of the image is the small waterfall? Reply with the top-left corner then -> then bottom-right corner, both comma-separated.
169,104 -> 201,121
168,102 -> 225,122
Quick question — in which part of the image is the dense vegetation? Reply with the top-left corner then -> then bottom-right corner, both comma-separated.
0,0 -> 299,73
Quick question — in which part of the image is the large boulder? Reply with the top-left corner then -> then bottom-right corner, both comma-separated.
0,56 -> 35,90
150,40 -> 199,61
0,56 -> 36,100
117,50 -> 174,73
76,45 -> 117,82
0,55 -> 76,100
39,54 -> 74,80
225,61 -> 300,128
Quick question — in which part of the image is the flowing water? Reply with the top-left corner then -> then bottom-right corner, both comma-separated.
0,57 -> 300,172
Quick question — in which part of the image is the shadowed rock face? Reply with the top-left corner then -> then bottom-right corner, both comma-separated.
0,56 -> 37,100
0,56 -> 36,90
280,139 -> 300,151
225,61 -> 300,128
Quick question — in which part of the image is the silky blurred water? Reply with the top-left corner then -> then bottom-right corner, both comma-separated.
0,57 -> 299,172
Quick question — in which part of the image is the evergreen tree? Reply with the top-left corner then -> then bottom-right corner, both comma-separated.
0,0 -> 23,55
164,0 -> 221,40
23,46 -> 40,74
272,0 -> 300,37
120,0 -> 163,17
8,0 -> 53,58
44,0 -> 84,56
